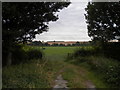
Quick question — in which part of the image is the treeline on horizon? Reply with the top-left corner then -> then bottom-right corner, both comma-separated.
28,41 -> 90,46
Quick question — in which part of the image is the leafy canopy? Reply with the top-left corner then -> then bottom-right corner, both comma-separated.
85,2 -> 120,42
2,2 -> 70,44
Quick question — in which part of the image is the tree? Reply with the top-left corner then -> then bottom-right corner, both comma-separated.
85,2 -> 120,42
76,41 -> 80,46
44,42 -> 49,46
2,2 -> 70,66
30,41 -> 43,46
59,43 -> 65,46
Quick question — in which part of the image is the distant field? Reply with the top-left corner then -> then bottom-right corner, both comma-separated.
43,46 -> 78,61
23,46 -> 94,61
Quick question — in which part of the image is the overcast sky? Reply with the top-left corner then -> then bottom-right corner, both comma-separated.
33,2 -> 91,42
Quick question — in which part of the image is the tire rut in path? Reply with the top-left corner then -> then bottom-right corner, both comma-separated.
53,63 -> 96,89
53,74 -> 68,88
85,80 -> 96,88
53,66 -> 68,88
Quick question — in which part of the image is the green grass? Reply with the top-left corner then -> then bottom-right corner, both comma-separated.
67,47 -> 120,88
23,46 -> 77,60
3,60 -> 50,88
62,63 -> 87,88
42,46 -> 110,88
62,62 -> 109,88
3,45 -> 119,88
43,46 -> 77,61
2,59 -> 66,88
86,56 -> 120,88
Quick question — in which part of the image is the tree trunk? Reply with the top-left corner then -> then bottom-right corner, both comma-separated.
6,52 -> 12,66
23,40 -> 27,44
118,39 -> 120,42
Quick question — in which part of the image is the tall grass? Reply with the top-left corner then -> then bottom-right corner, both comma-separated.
66,46 -> 120,88
86,56 -> 120,87
3,45 -> 47,88
2,59 -> 66,88
2,60 -> 49,88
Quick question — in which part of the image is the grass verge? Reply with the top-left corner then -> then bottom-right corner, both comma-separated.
66,55 -> 120,88
62,62 -> 108,88
2,59 -> 65,88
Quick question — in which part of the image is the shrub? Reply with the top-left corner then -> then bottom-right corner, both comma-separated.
105,64 -> 120,87
27,49 -> 43,60
66,45 -> 120,87
102,42 -> 120,60
12,45 -> 28,64
3,45 -> 44,66
87,56 -> 120,87
72,47 -> 102,58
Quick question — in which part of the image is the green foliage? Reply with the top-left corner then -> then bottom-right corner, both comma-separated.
68,46 -> 120,87
29,41 -> 43,46
2,61 -> 50,88
87,56 -> 120,87
85,2 -> 120,41
3,46 -> 112,88
3,45 -> 44,66
71,46 -> 102,58
62,63 -> 108,88
2,2 -> 70,66
2,2 -> 70,43
12,45 -> 28,64
74,48 -> 94,57
102,42 -> 120,60
27,49 -> 43,60
2,57 -> 66,88
105,64 -> 120,86
44,46 -> 76,61
2,44 -> 28,66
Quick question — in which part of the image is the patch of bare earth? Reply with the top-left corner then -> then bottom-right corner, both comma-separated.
53,74 -> 68,88
85,80 -> 96,88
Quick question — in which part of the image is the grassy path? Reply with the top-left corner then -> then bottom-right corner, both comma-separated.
3,46 -> 109,88
64,63 -> 108,88
51,61 -> 108,88
43,47 -> 108,88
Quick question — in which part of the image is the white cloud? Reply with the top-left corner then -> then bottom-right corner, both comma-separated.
34,2 -> 91,41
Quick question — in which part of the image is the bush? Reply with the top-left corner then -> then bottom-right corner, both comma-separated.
102,42 -> 120,60
105,64 -> 120,87
12,45 -> 28,64
87,57 -> 120,87
74,49 -> 92,57
12,46 -> 43,64
27,49 -> 43,60
66,44 -> 120,87
72,47 -> 102,58
70,55 -> 120,87
3,45 -> 44,66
